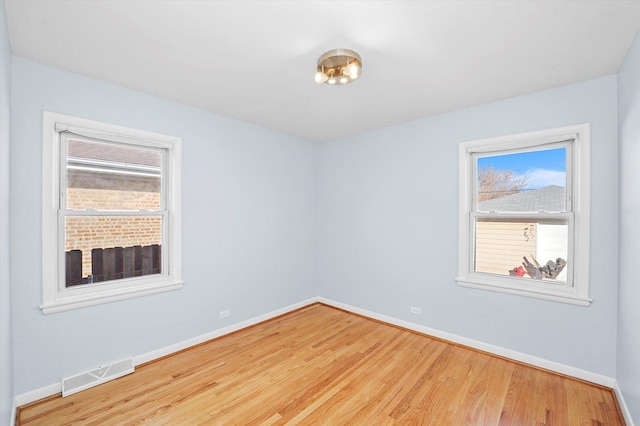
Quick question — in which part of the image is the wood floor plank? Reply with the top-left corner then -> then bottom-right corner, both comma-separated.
17,303 -> 624,425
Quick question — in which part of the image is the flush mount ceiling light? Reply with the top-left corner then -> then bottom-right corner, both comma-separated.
314,48 -> 362,85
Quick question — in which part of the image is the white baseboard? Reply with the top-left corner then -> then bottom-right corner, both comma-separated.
10,399 -> 16,426
317,297 -> 616,388
614,380 -> 635,426
14,382 -> 60,408
14,295 -> 619,412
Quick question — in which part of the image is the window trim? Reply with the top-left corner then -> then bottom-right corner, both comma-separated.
41,112 -> 183,314
456,124 -> 591,306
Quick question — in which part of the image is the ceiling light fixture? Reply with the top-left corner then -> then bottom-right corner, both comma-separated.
314,48 -> 362,85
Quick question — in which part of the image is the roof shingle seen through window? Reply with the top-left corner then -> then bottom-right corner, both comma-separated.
477,185 -> 565,212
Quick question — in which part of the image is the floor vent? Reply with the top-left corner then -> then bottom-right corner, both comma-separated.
62,358 -> 134,397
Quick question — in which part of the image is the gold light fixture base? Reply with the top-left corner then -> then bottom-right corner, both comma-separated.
314,48 -> 362,85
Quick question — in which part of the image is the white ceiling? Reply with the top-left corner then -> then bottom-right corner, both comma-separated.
5,1 -> 640,142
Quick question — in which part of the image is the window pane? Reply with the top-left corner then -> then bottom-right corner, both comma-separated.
66,139 -> 161,211
474,217 -> 568,283
64,215 -> 162,286
476,147 -> 566,212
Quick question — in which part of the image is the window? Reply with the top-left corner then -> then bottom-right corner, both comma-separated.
457,124 -> 590,306
41,112 -> 183,314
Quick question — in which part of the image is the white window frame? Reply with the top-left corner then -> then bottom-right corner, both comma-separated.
456,124 -> 591,306
41,112 -> 183,314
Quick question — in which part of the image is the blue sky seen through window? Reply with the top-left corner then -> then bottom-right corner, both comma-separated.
477,147 -> 566,190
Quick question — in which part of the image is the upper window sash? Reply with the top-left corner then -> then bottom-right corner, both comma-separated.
470,139 -> 573,213
59,131 -> 167,212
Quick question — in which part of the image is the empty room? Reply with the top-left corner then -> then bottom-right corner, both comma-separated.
1,1 -> 640,424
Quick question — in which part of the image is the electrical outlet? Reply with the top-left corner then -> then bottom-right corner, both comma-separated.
410,306 -> 421,315
219,309 -> 231,319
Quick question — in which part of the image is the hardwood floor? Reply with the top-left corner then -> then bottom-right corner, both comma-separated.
17,303 -> 624,425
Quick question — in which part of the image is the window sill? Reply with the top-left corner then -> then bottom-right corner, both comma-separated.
456,276 -> 592,307
40,280 -> 184,314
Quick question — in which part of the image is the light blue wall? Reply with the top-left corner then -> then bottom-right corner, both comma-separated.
0,0 -> 13,423
10,57 -> 318,394
318,76 -> 619,376
617,28 -> 640,423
